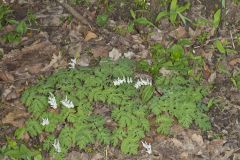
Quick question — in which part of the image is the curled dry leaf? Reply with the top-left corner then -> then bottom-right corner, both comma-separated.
84,31 -> 97,41
191,134 -> 204,146
124,51 -> 135,59
208,71 -> 216,83
91,46 -> 109,58
41,53 -> 62,72
91,153 -> 104,160
171,138 -> 183,148
109,48 -> 122,61
0,71 -> 14,82
169,26 -> 188,40
77,54 -> 90,67
2,110 -> 29,128
229,58 -> 240,66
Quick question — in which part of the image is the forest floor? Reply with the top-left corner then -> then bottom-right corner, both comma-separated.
0,0 -> 240,159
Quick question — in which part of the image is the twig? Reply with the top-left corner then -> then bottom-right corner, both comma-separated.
230,30 -> 235,49
194,36 -> 238,49
56,0 -> 91,28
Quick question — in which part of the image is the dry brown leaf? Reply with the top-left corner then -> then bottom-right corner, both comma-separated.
109,48 -> 122,61
5,90 -> 19,101
91,46 -> 109,58
2,110 -> 29,127
229,58 -> 240,66
41,53 -> 62,71
191,134 -> 204,146
0,71 -> 14,81
208,71 -> 216,83
84,31 -> 97,41
180,152 -> 189,160
203,64 -> 211,80
27,63 -> 43,74
169,26 -> 187,40
171,138 -> 183,148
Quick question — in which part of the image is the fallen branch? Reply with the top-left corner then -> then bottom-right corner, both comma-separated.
56,0 -> 91,27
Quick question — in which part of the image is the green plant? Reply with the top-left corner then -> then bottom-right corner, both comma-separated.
129,9 -> 157,31
134,0 -> 149,9
0,137 -> 43,160
0,4 -> 12,29
151,75 -> 211,134
138,39 -> 201,78
26,10 -> 37,26
0,4 -> 29,43
196,32 -> 209,45
232,71 -> 240,89
18,56 -> 211,158
155,0 -> 191,25
96,14 -> 108,27
214,39 -> 237,54
212,9 -> 221,29
233,0 -> 240,4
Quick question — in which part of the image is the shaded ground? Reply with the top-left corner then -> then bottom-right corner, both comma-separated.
1,0 -> 240,159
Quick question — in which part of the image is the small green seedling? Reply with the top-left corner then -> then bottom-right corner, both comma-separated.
212,9 -> 221,29
96,14 -> 108,27
155,0 -> 191,25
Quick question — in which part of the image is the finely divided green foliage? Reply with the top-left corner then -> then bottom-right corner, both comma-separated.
21,57 -> 211,158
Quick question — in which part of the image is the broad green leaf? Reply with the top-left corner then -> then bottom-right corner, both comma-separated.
96,14 -> 108,27
170,0 -> 178,24
222,0 -> 225,8
141,86 -> 154,103
213,9 -> 221,28
14,128 -> 26,140
170,44 -> 184,61
170,0 -> 178,11
16,21 -> 27,35
214,40 -> 226,54
134,17 -> 154,27
127,22 -> 134,32
176,2 -> 190,13
155,10 -> 168,22
7,19 -> 18,25
130,9 -> 136,19
178,13 -> 192,25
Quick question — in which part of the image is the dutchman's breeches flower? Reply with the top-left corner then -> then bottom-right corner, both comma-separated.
48,92 -> 57,109
141,141 -> 152,154
61,96 -> 74,108
53,139 -> 61,153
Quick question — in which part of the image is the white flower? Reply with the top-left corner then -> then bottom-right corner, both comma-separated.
141,141 -> 152,154
113,77 -> 133,86
69,58 -> 77,69
41,118 -> 49,126
61,96 -> 74,108
134,78 -> 152,89
126,77 -> 133,84
53,139 -> 61,153
48,92 -> 57,109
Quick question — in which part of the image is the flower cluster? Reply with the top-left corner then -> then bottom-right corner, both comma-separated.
113,77 -> 133,86
134,78 -> 152,89
69,58 -> 77,69
113,77 -> 152,89
48,93 -> 75,109
53,139 -> 61,153
141,141 -> 152,154
61,96 -> 74,108
41,118 -> 49,126
48,92 -> 57,109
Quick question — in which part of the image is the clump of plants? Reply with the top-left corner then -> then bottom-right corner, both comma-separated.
0,4 -> 35,43
5,47 -> 211,159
